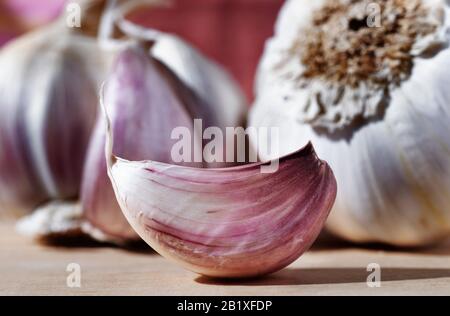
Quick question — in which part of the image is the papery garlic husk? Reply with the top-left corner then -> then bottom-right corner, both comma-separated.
102,90 -> 337,278
0,0 -> 113,221
249,0 -> 450,246
16,201 -> 84,240
81,40 -> 247,241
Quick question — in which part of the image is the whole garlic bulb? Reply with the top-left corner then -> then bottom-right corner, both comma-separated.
0,2 -> 113,219
250,0 -> 450,246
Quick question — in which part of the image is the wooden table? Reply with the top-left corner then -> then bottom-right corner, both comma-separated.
1,222 -> 449,296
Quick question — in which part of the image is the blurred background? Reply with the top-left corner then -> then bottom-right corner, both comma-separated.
0,0 -> 284,100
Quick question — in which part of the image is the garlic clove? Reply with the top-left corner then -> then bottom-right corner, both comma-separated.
107,145 -> 336,278
81,42 -> 242,240
101,85 -> 337,277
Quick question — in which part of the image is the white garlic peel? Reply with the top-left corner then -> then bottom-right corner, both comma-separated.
16,201 -> 84,239
250,0 -> 450,246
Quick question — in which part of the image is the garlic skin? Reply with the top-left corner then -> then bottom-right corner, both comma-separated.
0,21 -> 111,219
81,41 -> 247,240
151,34 -> 248,130
16,201 -> 84,240
250,0 -> 450,246
0,1 -> 112,221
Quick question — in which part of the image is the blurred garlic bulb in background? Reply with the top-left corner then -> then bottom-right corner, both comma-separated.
4,0 -> 246,243
250,0 -> 450,246
0,0 -> 112,221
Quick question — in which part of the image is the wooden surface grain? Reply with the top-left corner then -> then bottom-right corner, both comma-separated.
1,222 -> 449,296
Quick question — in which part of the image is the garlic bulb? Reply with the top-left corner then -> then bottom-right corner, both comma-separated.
250,0 -> 450,246
151,34 -> 248,131
81,40 -> 247,241
0,0 -> 113,220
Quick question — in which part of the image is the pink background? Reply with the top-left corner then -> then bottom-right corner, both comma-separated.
0,0 -> 284,99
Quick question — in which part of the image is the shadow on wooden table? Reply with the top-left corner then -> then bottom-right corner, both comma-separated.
37,234 -> 154,254
195,267 -> 450,286
311,231 -> 450,256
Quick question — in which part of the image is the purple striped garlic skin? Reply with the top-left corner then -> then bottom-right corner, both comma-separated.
107,142 -> 337,278
0,27 -> 101,218
81,44 -> 221,240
